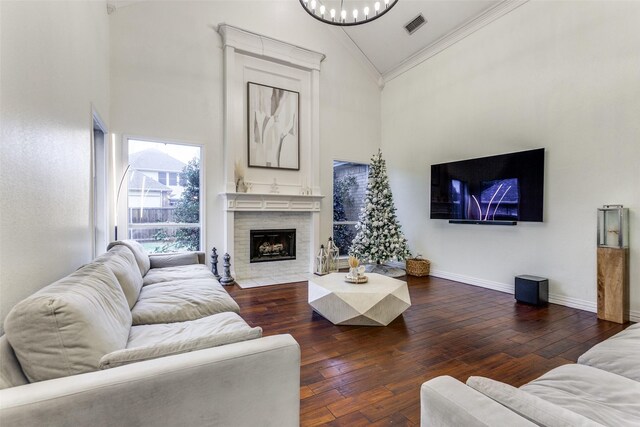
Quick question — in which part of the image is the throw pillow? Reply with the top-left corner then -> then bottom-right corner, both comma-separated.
4,264 -> 131,382
107,240 -> 151,276
149,252 -> 199,269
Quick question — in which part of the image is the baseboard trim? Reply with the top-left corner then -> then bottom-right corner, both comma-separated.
429,269 -> 639,323
430,269 -> 514,294
547,294 -> 596,314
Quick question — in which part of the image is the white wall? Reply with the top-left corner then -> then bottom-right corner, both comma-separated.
382,1 -> 640,318
0,1 -> 111,331
109,1 -> 381,256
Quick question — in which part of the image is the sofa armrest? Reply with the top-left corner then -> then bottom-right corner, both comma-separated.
421,376 -> 536,427
1,335 -> 300,427
148,251 -> 206,268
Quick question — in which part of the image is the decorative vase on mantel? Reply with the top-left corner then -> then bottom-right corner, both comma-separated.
236,177 -> 247,193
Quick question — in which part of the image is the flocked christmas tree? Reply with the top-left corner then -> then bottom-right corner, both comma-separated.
349,150 -> 411,265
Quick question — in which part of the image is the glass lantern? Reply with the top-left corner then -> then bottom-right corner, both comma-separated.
326,237 -> 340,273
597,205 -> 629,248
315,245 -> 329,275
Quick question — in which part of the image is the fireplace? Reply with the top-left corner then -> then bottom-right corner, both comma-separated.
250,229 -> 296,263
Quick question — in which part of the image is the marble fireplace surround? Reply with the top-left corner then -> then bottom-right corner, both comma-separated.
222,192 -> 323,288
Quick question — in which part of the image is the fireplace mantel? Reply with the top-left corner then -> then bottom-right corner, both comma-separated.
221,192 -> 324,212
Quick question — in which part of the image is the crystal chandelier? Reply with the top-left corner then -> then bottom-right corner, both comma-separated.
299,0 -> 399,26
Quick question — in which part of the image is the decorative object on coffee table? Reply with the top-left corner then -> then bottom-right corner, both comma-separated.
406,256 -> 430,277
346,256 -> 367,283
219,253 -> 235,286
210,247 -> 221,280
349,150 -> 411,277
344,275 -> 368,284
308,273 -> 411,326
315,245 -> 329,276
597,204 -> 629,323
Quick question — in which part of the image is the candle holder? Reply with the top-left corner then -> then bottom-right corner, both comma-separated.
326,237 -> 340,273
315,245 -> 329,276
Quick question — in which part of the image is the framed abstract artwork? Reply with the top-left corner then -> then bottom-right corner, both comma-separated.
247,82 -> 300,170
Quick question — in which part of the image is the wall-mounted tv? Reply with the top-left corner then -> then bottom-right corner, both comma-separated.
430,148 -> 544,224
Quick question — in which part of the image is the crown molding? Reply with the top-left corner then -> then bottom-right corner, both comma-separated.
382,0 -> 530,84
217,24 -> 325,71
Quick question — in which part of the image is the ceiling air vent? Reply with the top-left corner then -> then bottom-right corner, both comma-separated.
404,14 -> 426,35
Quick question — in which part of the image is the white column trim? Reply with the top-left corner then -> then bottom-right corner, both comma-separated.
218,24 -> 325,71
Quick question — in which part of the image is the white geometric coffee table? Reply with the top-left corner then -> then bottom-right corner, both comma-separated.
308,273 -> 411,326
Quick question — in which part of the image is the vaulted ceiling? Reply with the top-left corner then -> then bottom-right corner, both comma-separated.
343,0 -> 501,76
110,0 -> 523,82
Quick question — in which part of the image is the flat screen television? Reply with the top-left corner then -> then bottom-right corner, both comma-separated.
430,148 -> 544,224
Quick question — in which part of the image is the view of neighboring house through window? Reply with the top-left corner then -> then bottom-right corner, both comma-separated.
333,161 -> 369,256
126,139 -> 202,253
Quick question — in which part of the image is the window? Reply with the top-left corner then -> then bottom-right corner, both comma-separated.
169,172 -> 178,186
126,138 -> 202,253
157,172 -> 167,185
157,172 -> 178,186
333,161 -> 369,256
92,113 -> 108,257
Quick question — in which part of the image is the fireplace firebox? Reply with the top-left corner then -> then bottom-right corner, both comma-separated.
250,229 -> 296,263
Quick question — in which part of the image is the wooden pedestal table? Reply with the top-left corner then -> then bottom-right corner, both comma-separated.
308,273 -> 411,326
597,247 -> 629,323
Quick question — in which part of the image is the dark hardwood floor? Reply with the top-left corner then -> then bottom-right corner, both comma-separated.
227,275 -> 630,426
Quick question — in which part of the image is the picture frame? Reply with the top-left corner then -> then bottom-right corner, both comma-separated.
247,82 -> 300,170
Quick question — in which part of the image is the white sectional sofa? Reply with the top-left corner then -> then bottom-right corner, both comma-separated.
0,240 -> 300,427
421,322 -> 640,426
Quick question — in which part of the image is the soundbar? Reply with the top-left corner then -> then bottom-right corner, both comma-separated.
448,220 -> 517,226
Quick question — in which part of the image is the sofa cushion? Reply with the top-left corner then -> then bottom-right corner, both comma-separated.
99,312 -> 262,369
107,240 -> 150,276
132,279 -> 240,325
94,245 -> 144,309
142,264 -> 213,286
467,376 -> 602,427
521,364 -> 640,426
4,263 -> 131,382
0,336 -> 28,389
577,322 -> 640,381
149,252 -> 199,269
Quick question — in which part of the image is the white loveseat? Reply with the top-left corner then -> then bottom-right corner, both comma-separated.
420,322 -> 640,426
0,240 -> 300,426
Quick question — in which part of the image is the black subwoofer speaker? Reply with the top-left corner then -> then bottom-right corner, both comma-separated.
515,275 -> 548,305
